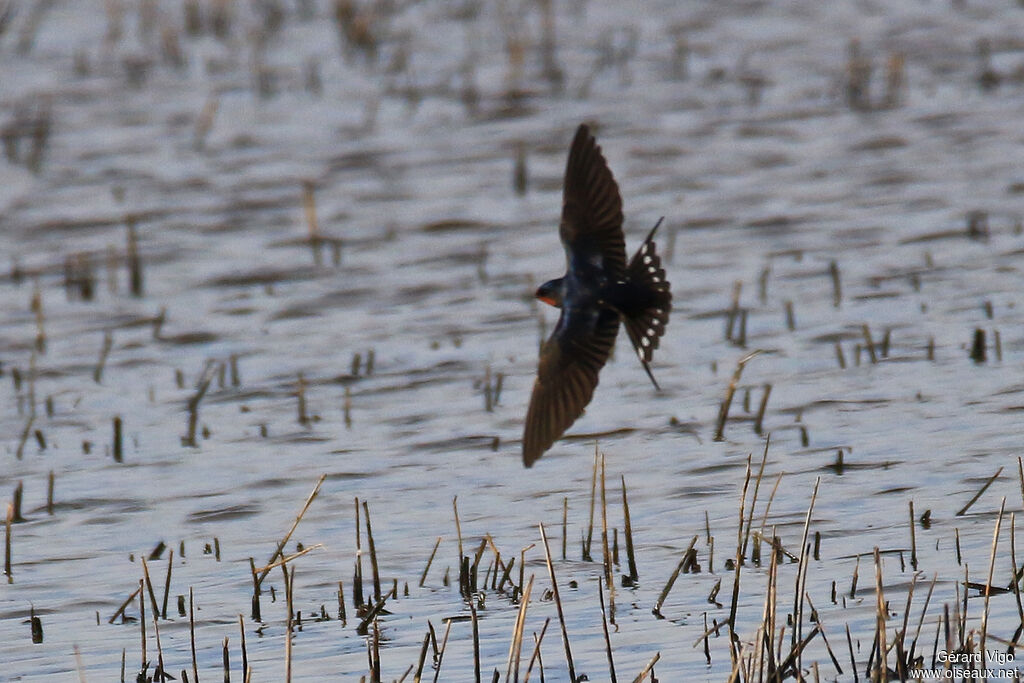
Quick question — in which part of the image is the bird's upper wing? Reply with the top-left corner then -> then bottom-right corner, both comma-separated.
559,124 -> 627,278
522,306 -> 620,467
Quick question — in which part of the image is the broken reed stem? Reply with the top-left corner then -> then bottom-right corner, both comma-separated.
363,500 -> 382,603
256,474 -> 326,588
829,260 -> 841,307
521,617 -> 550,683
109,584 -> 143,623
980,497 -> 1006,671
861,324 -> 877,364
239,614 -> 248,679
161,550 -> 173,619
957,466 -> 1002,516
420,536 -> 442,587
539,522 -> 576,682
598,575 -> 618,683
431,619 -> 453,683
453,496 -> 464,562
621,476 -> 638,584
94,331 -> 113,383
506,574 -> 534,681
754,385 -> 772,435
631,652 -> 661,683
653,535 -> 699,617
141,556 -> 160,618
714,350 -> 762,441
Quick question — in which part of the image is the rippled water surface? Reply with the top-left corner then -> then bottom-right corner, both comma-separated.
3,1 -> 1024,681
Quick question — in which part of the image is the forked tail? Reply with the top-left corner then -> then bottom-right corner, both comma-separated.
623,218 -> 672,389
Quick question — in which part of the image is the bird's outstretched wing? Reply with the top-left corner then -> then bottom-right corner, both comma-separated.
522,306 -> 620,467
560,124 -> 627,278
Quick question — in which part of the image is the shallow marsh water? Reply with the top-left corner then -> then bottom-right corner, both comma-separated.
3,0 -> 1024,680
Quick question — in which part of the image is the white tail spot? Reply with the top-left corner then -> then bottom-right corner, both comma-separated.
647,328 -> 655,337
643,255 -> 652,265
641,337 -> 651,347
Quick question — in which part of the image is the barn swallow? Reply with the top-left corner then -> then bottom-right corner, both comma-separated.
522,124 -> 672,467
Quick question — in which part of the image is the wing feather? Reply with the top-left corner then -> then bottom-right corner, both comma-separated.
559,125 -> 627,278
522,307 -> 620,467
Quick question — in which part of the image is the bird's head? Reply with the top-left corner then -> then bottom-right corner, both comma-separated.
535,278 -> 564,308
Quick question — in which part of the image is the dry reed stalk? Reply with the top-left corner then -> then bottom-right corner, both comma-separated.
829,260 -> 841,307
539,523 -> 575,681
183,363 -> 217,447
909,500 -> 918,570
74,645 -> 86,683
790,477 -> 821,674
152,609 -> 166,681
861,324 -> 877,364
453,496 -> 464,562
714,351 -> 762,441
805,593 -> 844,675
621,476 -> 638,584
1010,515 -> 1024,632
653,535 -> 699,617
190,587 -> 199,683
599,455 -> 615,612
414,629 -> 430,682
126,218 -> 143,297
521,617 -> 549,683
597,575 -> 617,682
1018,457 -> 1024,512
160,550 -> 173,619
754,386 -> 772,435
284,567 -> 297,682
957,467 -> 1002,516
561,497 -> 568,561
505,573 -> 534,681
3,502 -> 11,583
239,615 -> 248,679
94,331 -> 113,383
835,341 -> 846,369
256,474 -> 326,588
631,652 -> 660,683
140,557 -> 160,618
742,438 -> 770,560
255,543 -> 324,574
725,281 -> 742,341
872,548 -> 888,682
980,497 -> 1006,670
431,619 -> 453,683
584,446 -> 599,560
470,599 -> 481,683
420,537 -> 442,587
363,501 -> 382,602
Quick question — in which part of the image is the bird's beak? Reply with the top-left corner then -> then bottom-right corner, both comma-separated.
536,293 -> 557,307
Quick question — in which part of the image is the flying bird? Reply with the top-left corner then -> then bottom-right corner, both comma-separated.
522,124 -> 672,467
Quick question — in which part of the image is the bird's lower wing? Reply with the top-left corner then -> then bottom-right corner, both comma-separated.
522,307 -> 620,467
